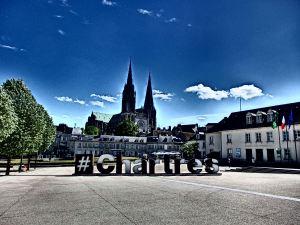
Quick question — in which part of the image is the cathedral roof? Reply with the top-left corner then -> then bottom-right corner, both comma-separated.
92,112 -> 113,123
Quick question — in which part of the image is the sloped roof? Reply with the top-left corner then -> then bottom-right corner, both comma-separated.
207,102 -> 300,133
93,112 -> 113,123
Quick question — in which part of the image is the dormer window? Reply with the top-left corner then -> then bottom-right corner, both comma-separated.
267,110 -> 276,123
246,113 -> 254,125
256,112 -> 263,123
256,111 -> 267,123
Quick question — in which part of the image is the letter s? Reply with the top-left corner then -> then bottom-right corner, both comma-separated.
204,158 -> 219,174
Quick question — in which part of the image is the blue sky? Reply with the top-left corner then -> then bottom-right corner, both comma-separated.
0,0 -> 299,128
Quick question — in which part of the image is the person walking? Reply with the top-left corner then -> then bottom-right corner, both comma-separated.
251,157 -> 255,166
228,157 -> 231,169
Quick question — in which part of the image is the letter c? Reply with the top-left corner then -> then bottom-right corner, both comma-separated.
97,154 -> 115,174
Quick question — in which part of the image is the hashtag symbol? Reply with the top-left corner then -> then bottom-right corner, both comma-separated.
77,156 -> 90,172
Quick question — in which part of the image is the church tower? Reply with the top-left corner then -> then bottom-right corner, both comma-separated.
144,73 -> 157,131
122,60 -> 136,113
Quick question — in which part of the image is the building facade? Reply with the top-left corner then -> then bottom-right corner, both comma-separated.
73,135 -> 182,157
206,102 -> 300,164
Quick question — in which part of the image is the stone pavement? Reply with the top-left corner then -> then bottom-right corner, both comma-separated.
0,167 -> 299,225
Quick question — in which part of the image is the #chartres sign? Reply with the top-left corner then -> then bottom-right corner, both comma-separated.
74,154 -> 220,175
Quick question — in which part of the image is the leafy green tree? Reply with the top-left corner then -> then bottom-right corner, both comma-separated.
41,110 -> 56,152
0,79 -> 55,174
0,88 -> 17,143
115,119 -> 138,136
85,125 -> 99,135
181,141 -> 199,159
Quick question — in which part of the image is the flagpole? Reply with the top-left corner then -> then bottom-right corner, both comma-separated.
293,123 -> 298,163
286,125 -> 289,162
278,126 -> 282,162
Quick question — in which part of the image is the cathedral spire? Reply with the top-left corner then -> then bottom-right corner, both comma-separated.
122,60 -> 136,113
127,59 -> 133,85
144,72 -> 154,111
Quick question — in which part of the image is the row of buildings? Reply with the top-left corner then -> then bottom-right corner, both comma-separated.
50,61 -> 299,165
51,101 -> 300,165
52,124 -> 183,158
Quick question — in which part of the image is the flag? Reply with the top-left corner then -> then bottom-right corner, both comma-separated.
272,111 -> 278,129
281,115 -> 285,129
288,109 -> 294,129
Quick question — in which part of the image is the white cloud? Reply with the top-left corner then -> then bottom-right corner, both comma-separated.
180,98 -> 186,102
90,94 -> 117,103
55,96 -> 73,102
0,44 -> 25,52
137,9 -> 152,16
185,84 -> 229,100
156,13 -> 161,18
90,101 -> 104,108
153,90 -> 174,101
165,17 -> 177,23
74,99 -> 85,105
58,29 -> 65,35
102,0 -> 116,6
0,44 -> 17,51
187,23 -> 192,27
69,10 -> 78,15
55,96 -> 85,105
185,83 -> 266,101
54,15 -> 63,18
61,0 -> 69,7
229,84 -> 264,100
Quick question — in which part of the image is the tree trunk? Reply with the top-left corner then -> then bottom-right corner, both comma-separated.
34,153 -> 38,169
5,157 -> 11,176
19,155 -> 23,173
27,155 -> 31,171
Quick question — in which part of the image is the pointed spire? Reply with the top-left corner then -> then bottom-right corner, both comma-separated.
127,59 -> 133,85
144,72 -> 154,111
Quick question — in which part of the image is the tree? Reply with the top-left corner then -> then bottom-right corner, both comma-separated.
181,141 -> 199,159
0,88 -> 17,143
0,79 -> 54,174
115,119 -> 138,136
85,125 -> 99,136
35,105 -> 56,166
40,109 -> 56,152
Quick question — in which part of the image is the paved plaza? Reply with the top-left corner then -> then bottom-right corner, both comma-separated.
0,167 -> 300,225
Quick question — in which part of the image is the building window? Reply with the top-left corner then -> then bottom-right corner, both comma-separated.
267,111 -> 274,122
246,114 -> 252,125
209,136 -> 214,145
245,133 -> 251,143
227,134 -> 232,144
284,148 -> 291,160
227,148 -> 233,157
256,113 -> 263,123
294,130 -> 300,140
266,132 -> 274,142
283,131 -> 289,141
255,133 -> 262,142
202,142 -> 206,149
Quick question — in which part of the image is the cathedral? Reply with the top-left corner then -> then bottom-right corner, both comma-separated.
108,60 -> 157,134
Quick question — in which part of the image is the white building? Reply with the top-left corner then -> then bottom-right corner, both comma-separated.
73,134 -> 183,157
206,102 -> 300,164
